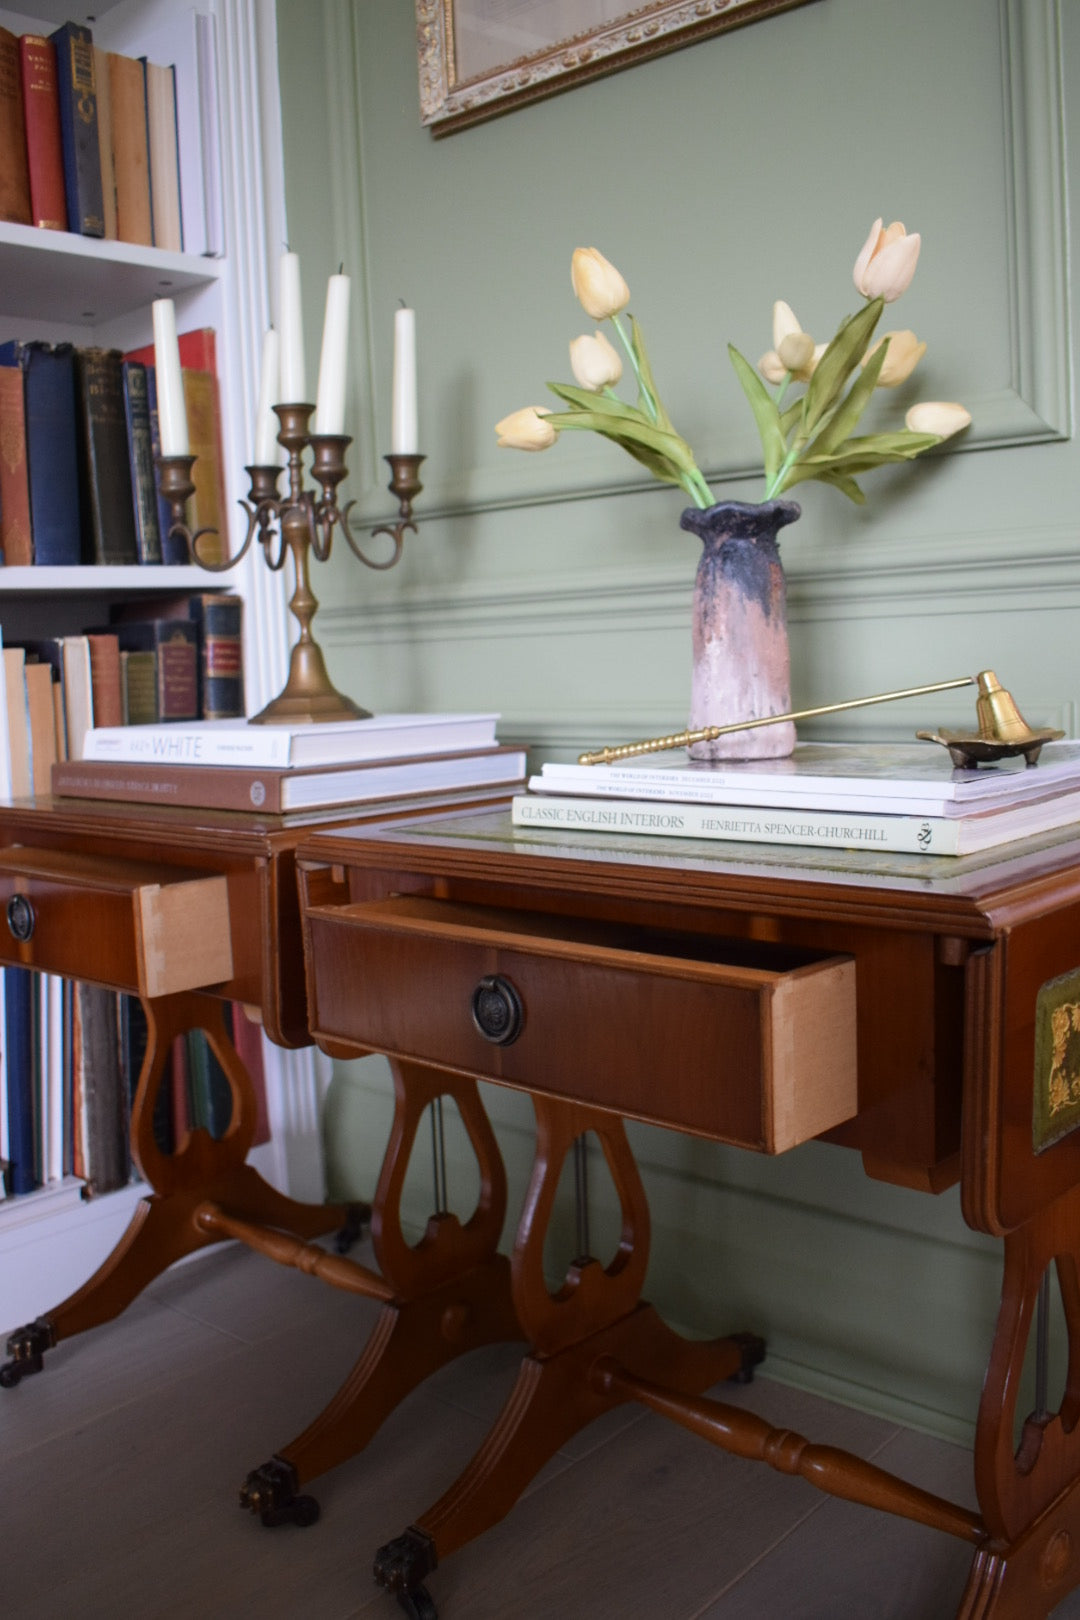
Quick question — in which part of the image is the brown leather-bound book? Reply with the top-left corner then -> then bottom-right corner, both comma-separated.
86,631 -> 123,728
0,28 -> 32,225
20,35 -> 66,230
112,617 -> 198,722
50,744 -> 528,814
74,346 -> 139,565
74,981 -> 129,1195
0,362 -> 33,566
24,660 -> 58,795
2,646 -> 31,798
107,50 -> 152,247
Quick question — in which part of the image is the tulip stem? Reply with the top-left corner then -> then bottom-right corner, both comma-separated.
611,313 -> 660,424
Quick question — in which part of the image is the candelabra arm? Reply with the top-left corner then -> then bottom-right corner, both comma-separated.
341,452 -> 425,570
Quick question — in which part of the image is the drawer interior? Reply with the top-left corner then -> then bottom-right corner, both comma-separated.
0,844 -> 234,997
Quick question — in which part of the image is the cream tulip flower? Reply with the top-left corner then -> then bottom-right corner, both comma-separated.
904,401 -> 972,438
853,218 -> 921,302
571,248 -> 631,321
569,330 -> 623,391
495,406 -> 557,451
863,329 -> 927,387
758,301 -> 819,383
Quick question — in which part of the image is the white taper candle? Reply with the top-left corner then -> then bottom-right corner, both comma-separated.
314,273 -> 351,435
278,251 -> 306,403
152,298 -> 188,456
254,327 -> 280,464
391,305 -> 417,454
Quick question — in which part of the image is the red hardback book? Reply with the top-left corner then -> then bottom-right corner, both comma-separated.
125,326 -> 218,375
0,362 -> 33,565
18,34 -> 65,231
86,631 -> 123,728
0,27 -> 32,225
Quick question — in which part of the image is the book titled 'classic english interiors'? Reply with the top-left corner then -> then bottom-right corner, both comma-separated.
511,790 -> 1080,857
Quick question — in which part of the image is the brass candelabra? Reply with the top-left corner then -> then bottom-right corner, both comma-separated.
155,402 -> 424,724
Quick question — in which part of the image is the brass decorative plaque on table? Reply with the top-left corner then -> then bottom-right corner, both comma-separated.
1033,968 -> 1080,1152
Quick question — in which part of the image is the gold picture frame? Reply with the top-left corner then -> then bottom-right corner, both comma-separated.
416,0 -> 819,135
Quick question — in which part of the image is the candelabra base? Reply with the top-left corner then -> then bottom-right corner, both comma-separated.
250,689 -> 371,725
248,640 -> 372,725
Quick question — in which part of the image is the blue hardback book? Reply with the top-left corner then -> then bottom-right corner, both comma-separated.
49,21 -> 104,238
4,967 -> 37,1196
0,342 -> 83,567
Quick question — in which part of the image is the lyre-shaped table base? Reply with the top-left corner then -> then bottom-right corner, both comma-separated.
957,1178 -> 1080,1617
2,990 -> 348,1386
373,1092 -> 762,1612
370,1103 -> 1080,1619
238,1059 -> 523,1527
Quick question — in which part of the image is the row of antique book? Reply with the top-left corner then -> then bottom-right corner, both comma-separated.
0,594 -> 245,798
0,327 -> 227,569
0,975 -> 269,1201
0,16 -> 221,256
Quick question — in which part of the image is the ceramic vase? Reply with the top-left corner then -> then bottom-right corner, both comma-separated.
680,498 -> 801,760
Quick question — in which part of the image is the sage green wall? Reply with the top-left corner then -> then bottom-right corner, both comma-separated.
275,0 -> 1078,1439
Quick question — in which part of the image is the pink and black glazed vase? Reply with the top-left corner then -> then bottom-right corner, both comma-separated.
680,498 -> 800,760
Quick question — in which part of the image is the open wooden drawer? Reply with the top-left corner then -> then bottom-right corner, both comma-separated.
0,845 -> 234,998
304,893 -> 857,1152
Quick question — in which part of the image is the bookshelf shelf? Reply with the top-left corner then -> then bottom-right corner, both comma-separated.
0,565 -> 237,595
0,221 -> 223,327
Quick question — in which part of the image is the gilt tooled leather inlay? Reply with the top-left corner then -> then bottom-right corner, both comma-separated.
1033,969 -> 1080,1152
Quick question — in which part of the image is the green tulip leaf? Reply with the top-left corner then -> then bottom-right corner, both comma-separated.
801,299 -> 883,436
809,339 -> 887,457
814,468 -> 866,503
546,382 -> 642,420
728,344 -> 786,482
780,400 -> 803,439
801,429 -> 941,468
545,408 -> 700,474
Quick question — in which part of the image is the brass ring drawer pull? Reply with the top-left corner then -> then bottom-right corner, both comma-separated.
6,893 -> 35,942
471,974 -> 523,1046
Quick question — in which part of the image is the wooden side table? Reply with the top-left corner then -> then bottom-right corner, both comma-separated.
296,805 -> 1080,1618
0,788 -> 521,1529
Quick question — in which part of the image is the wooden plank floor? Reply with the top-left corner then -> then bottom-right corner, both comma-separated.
3,1240 -> 1080,1620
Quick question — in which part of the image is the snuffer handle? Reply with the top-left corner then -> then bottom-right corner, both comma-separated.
577,676 -> 980,767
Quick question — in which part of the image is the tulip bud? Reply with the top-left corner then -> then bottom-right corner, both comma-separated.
777,330 -> 815,375
495,406 -> 557,451
571,248 -> 631,321
766,300 -> 818,381
569,330 -> 623,391
771,300 -> 802,351
853,218 -> 921,302
757,350 -> 788,385
905,401 -> 972,438
863,330 -> 927,387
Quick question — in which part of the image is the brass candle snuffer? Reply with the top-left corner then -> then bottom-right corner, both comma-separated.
578,670 -> 1064,770
155,410 -> 424,725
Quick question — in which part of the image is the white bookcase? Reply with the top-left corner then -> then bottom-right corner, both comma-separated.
0,0 -> 328,1327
